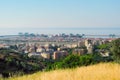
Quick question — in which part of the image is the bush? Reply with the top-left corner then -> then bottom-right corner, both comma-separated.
111,38 -> 120,63
46,53 -> 113,71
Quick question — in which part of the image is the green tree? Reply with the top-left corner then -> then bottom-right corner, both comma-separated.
111,38 -> 120,63
62,54 -> 80,68
97,44 -> 109,50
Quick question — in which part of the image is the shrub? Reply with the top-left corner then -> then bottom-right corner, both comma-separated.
111,38 -> 120,63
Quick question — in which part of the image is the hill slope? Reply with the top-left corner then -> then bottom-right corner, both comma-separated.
6,63 -> 120,80
0,48 -> 44,77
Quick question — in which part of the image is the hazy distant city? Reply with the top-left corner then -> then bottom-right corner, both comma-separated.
0,32 -> 118,60
0,28 -> 120,36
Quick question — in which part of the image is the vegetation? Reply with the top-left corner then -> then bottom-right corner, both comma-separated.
0,48 -> 44,78
1,63 -> 119,80
111,38 -> 120,63
97,44 -> 110,50
46,53 -> 112,71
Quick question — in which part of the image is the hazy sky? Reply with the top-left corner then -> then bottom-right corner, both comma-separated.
0,0 -> 120,35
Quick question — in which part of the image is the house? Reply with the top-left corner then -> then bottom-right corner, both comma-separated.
41,52 -> 50,59
73,49 -> 86,55
53,51 -> 68,60
100,50 -> 110,57
28,52 -> 41,57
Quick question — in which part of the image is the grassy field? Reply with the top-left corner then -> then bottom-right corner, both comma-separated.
1,63 -> 120,80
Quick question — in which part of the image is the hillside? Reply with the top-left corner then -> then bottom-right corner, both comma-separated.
0,48 -> 44,77
5,63 -> 120,80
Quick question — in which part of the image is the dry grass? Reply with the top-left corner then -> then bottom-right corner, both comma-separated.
6,63 -> 120,80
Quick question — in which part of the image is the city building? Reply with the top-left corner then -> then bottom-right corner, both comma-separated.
85,39 -> 94,54
53,51 -> 68,60
72,49 -> 86,55
41,52 -> 50,59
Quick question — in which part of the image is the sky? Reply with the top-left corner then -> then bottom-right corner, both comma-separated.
0,0 -> 120,35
